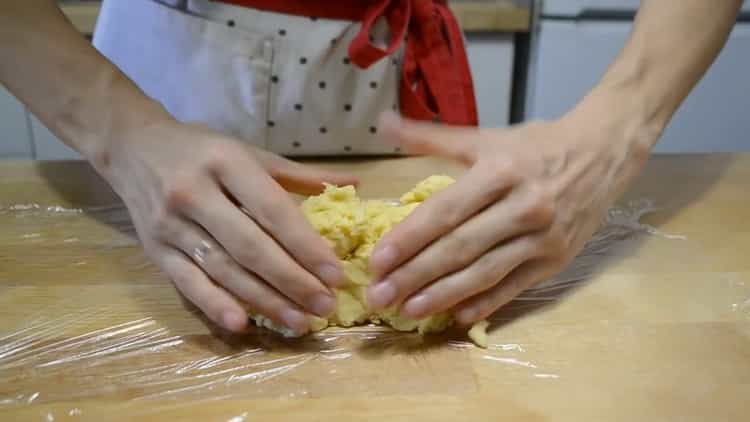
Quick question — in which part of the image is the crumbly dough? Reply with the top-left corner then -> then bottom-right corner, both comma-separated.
252,175 -> 489,347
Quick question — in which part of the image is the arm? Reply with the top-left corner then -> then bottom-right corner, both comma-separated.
568,0 -> 744,155
366,0 -> 742,323
0,0 -> 166,164
1,0 -> 357,334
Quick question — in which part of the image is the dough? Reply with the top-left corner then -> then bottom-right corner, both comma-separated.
467,320 -> 490,348
252,175 -> 489,347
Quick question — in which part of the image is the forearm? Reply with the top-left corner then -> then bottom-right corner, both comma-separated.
0,0 -> 171,165
569,0 -> 742,152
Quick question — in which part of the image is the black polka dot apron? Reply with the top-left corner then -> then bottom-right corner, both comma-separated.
93,0 -> 477,156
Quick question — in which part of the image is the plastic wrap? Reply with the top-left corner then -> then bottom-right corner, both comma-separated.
3,197 -> 748,420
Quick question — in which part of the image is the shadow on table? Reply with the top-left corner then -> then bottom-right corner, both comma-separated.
36,160 -> 137,239
34,154 -> 734,348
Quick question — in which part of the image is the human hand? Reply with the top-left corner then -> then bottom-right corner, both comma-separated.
366,108 -> 654,324
99,120 -> 358,334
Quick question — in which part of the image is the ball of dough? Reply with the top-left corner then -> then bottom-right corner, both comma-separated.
251,175 -> 489,347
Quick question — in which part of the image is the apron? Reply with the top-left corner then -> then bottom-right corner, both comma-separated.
93,0 -> 475,156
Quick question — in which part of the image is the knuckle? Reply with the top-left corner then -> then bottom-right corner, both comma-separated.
488,156 -> 519,184
541,229 -> 567,255
234,245 -> 261,269
165,181 -> 197,211
464,254 -> 502,292
390,263 -> 433,298
265,268 -> 322,309
444,233 -> 478,268
203,142 -> 234,174
204,252 -> 235,283
519,184 -> 554,225
387,266 -> 418,293
225,234 -> 263,269
278,269 -> 317,297
436,201 -> 465,232
479,258 -> 505,288
269,266 -> 297,287
504,273 -> 527,295
257,196 -> 288,224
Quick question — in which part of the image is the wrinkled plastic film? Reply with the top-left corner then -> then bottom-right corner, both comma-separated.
5,198 -> 742,415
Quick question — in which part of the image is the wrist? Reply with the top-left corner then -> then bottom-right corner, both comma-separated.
85,82 -> 175,176
564,79 -> 663,164
554,81 -> 661,200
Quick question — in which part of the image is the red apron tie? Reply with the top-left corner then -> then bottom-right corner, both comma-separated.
218,0 -> 479,126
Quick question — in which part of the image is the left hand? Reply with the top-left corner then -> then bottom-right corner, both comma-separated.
366,109 -> 653,325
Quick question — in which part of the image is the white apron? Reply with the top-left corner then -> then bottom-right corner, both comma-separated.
93,0 -> 403,156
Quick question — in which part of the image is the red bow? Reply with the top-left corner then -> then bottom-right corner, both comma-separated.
219,0 -> 479,125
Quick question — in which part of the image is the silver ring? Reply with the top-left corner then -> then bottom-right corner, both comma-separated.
192,240 -> 213,265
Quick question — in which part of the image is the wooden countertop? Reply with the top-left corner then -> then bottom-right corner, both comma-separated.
1,155 -> 749,420
60,0 -> 531,34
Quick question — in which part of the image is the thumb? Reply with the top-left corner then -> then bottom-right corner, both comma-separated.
377,112 -> 478,165
259,152 -> 359,195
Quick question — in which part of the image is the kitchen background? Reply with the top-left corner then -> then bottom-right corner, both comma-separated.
1,0 -> 748,160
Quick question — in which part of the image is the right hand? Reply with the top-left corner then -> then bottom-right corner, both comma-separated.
97,120 -> 357,334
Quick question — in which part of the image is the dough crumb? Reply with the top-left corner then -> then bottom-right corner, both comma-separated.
467,320 -> 490,348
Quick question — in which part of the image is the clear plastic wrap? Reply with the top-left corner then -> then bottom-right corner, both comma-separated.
2,197 -> 748,420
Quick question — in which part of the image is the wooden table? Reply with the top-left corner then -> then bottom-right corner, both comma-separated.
1,155 -> 748,421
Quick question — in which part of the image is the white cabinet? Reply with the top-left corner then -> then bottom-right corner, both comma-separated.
0,86 -> 33,159
466,33 -> 514,128
30,115 -> 82,160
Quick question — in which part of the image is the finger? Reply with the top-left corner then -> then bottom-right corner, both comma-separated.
156,246 -> 248,332
170,183 -> 338,317
211,161 -> 347,288
165,219 -> 312,334
367,185 -> 554,310
399,235 -> 537,319
454,260 -> 553,324
257,150 -> 359,195
370,162 -> 519,278
377,111 -> 479,165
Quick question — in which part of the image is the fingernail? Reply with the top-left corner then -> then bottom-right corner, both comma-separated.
403,294 -> 430,319
280,308 -> 309,333
367,280 -> 397,310
318,263 -> 345,287
222,310 -> 246,332
310,293 -> 335,317
370,245 -> 398,274
456,307 -> 479,325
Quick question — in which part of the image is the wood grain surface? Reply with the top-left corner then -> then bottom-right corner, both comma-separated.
1,155 -> 749,421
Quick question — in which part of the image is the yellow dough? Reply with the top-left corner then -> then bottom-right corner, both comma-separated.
252,175 -> 489,347
467,320 -> 490,348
